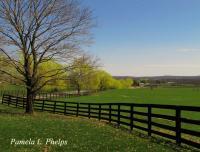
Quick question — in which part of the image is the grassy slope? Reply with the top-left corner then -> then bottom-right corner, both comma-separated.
0,104 -> 190,152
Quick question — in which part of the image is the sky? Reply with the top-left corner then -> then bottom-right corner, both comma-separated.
83,0 -> 200,76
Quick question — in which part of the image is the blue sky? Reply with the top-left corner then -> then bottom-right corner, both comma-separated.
83,0 -> 200,76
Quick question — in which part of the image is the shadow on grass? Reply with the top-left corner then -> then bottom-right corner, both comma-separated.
103,121 -> 199,152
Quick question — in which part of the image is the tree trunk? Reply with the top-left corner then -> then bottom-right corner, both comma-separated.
77,85 -> 81,96
25,89 -> 35,114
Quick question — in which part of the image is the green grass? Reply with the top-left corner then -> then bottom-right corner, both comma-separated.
0,84 -> 25,91
64,87 -> 200,106
0,84 -> 26,97
60,87 -> 200,136
0,104 -> 189,152
1,87 -> 200,151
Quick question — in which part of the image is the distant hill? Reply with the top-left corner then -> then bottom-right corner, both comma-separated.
113,76 -> 200,85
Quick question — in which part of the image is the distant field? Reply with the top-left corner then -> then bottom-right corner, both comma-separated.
0,84 -> 25,91
0,84 -> 26,96
2,85 -> 200,107
64,87 -> 200,106
0,104 -> 183,152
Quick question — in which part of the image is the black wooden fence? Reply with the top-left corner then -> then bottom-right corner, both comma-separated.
0,91 -> 91,99
35,91 -> 91,99
1,94 -> 200,149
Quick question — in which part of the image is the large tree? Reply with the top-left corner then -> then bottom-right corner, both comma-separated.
0,0 -> 93,114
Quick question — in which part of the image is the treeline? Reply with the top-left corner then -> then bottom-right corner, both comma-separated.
0,54 -> 133,94
44,55 -> 133,94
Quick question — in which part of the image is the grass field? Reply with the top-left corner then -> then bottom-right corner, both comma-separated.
64,87 -> 200,106
1,85 -> 200,106
0,104 -> 190,152
61,87 -> 200,134
1,87 -> 199,129
0,84 -> 25,92
0,87 -> 199,151
62,87 -> 200,119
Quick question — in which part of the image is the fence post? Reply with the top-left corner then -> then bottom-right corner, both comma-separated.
64,102 -> 67,115
2,94 -> 4,104
109,104 -> 112,123
176,107 -> 181,145
8,95 -> 11,106
99,104 -> 101,120
88,104 -> 91,119
42,100 -> 45,111
130,105 -> 134,131
76,103 -> 79,117
53,101 -> 56,113
16,97 -> 18,107
118,104 -> 121,127
23,98 -> 25,108
148,104 -> 152,136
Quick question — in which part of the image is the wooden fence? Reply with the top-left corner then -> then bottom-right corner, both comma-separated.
1,94 -> 200,149
35,92 -> 90,99
0,91 -> 91,99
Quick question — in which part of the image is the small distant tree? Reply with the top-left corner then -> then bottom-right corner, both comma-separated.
140,79 -> 149,84
95,70 -> 113,91
68,54 -> 98,95
0,0 -> 93,114
119,78 -> 133,88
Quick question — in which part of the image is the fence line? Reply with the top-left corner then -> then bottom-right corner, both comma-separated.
35,91 -> 91,99
0,91 -> 92,99
1,94 -> 200,149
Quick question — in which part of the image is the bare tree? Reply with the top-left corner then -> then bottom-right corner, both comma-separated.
0,0 -> 93,114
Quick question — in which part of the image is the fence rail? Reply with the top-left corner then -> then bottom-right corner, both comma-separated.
1,94 -> 200,149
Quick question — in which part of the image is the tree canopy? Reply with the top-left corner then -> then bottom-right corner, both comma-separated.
0,0 -> 93,113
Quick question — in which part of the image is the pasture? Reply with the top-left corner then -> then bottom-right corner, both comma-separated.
61,87 -> 200,145
1,86 -> 200,151
0,104 -> 183,152
64,87 -> 200,106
